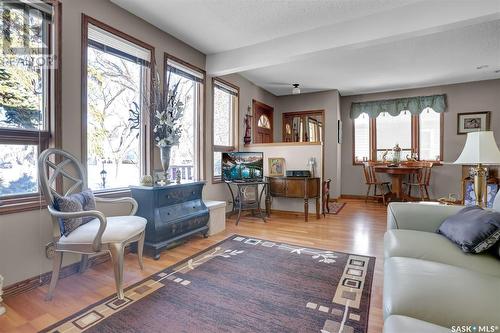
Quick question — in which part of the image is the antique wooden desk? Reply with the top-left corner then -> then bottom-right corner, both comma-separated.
130,181 -> 209,259
267,176 -> 320,221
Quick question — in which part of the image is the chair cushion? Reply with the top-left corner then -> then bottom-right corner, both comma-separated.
384,315 -> 449,333
59,215 -> 146,244
384,229 -> 500,277
54,190 -> 96,236
384,257 -> 500,328
437,206 -> 500,253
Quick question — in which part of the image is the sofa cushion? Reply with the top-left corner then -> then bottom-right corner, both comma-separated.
384,315 -> 449,333
384,257 -> 500,328
437,206 -> 500,253
384,229 -> 500,277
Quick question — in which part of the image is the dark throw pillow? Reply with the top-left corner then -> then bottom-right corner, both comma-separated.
437,206 -> 500,253
54,189 -> 96,237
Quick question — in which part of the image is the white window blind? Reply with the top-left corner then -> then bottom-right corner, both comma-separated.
166,58 -> 204,81
88,23 -> 151,65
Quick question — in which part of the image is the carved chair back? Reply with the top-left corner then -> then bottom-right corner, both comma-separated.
362,161 -> 381,185
38,148 -> 88,207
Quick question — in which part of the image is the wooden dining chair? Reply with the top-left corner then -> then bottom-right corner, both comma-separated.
322,178 -> 332,216
362,162 -> 391,205
404,161 -> 434,200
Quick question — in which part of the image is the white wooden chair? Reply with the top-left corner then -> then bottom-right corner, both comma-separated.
38,148 -> 147,300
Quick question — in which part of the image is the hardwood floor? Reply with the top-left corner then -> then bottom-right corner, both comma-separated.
0,199 -> 387,333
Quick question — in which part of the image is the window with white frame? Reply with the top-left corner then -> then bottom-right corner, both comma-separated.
0,1 -> 58,202
165,57 -> 204,181
212,79 -> 238,180
84,20 -> 151,190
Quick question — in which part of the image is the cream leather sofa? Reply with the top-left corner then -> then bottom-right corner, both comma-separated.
383,194 -> 500,333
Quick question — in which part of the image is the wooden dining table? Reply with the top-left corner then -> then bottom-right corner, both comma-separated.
374,165 -> 421,201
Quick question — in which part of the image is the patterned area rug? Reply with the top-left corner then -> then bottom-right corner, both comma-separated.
42,235 -> 375,333
327,202 -> 346,215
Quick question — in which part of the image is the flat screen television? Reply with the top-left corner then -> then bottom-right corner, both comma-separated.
222,152 -> 264,182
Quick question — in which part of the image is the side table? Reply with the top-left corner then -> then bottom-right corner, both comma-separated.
225,180 -> 269,225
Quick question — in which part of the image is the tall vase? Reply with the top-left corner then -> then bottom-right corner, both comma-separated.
160,145 -> 172,183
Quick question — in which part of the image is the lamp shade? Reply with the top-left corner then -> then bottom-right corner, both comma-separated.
454,131 -> 500,165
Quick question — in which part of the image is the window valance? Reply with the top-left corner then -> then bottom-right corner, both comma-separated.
350,94 -> 446,119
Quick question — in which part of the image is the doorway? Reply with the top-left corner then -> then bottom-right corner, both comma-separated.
253,100 -> 274,143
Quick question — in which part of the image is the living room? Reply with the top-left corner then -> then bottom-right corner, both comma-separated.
1,1 -> 500,332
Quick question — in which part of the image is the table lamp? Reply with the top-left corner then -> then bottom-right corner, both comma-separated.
454,131 -> 500,207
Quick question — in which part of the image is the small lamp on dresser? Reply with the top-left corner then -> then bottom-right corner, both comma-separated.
454,131 -> 500,207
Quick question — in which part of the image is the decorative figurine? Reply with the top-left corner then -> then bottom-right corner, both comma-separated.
392,143 -> 401,164
140,175 -> 154,186
176,170 -> 181,184
243,106 -> 252,145
307,157 -> 317,177
382,150 -> 389,162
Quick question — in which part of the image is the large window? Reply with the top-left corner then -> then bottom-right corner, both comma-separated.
212,78 -> 239,181
419,108 -> 442,161
83,17 -> 152,190
375,112 -> 412,161
353,115 -> 370,162
0,1 -> 59,208
165,56 -> 204,181
353,109 -> 442,164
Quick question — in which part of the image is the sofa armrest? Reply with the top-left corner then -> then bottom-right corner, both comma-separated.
387,202 -> 464,232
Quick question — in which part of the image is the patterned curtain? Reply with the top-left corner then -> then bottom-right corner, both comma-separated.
350,94 -> 446,119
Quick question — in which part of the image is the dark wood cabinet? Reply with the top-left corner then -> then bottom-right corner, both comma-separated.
267,177 -> 320,221
130,181 -> 209,259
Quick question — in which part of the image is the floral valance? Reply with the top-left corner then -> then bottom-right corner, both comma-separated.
350,94 -> 446,119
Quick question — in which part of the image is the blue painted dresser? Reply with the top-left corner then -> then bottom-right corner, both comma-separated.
130,181 -> 209,259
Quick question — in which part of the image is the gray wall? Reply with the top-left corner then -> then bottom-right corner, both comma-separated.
275,91 -> 341,197
340,79 -> 500,199
202,73 -> 277,204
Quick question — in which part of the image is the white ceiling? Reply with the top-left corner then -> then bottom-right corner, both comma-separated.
112,0 -> 500,96
241,19 -> 500,96
111,0 -> 419,54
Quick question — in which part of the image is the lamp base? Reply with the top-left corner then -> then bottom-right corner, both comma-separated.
472,164 -> 487,207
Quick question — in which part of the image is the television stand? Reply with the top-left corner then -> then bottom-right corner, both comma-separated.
225,180 -> 270,225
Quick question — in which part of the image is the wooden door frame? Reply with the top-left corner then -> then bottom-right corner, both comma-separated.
281,109 -> 325,142
252,99 -> 274,143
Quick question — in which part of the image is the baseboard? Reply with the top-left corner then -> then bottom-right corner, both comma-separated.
340,194 -> 379,200
3,249 -> 127,298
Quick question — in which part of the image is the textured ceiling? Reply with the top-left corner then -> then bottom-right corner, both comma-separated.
111,0 -> 419,54
112,0 -> 500,95
240,19 -> 500,95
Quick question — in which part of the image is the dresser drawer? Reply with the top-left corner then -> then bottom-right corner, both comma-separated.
157,185 -> 202,206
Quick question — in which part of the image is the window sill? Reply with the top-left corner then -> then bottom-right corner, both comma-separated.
93,188 -> 131,198
0,195 -> 46,215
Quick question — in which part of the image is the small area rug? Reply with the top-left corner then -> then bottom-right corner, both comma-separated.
327,202 -> 347,215
42,235 -> 374,333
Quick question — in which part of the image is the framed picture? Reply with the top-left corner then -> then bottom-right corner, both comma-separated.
457,111 -> 491,135
268,157 -> 285,177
